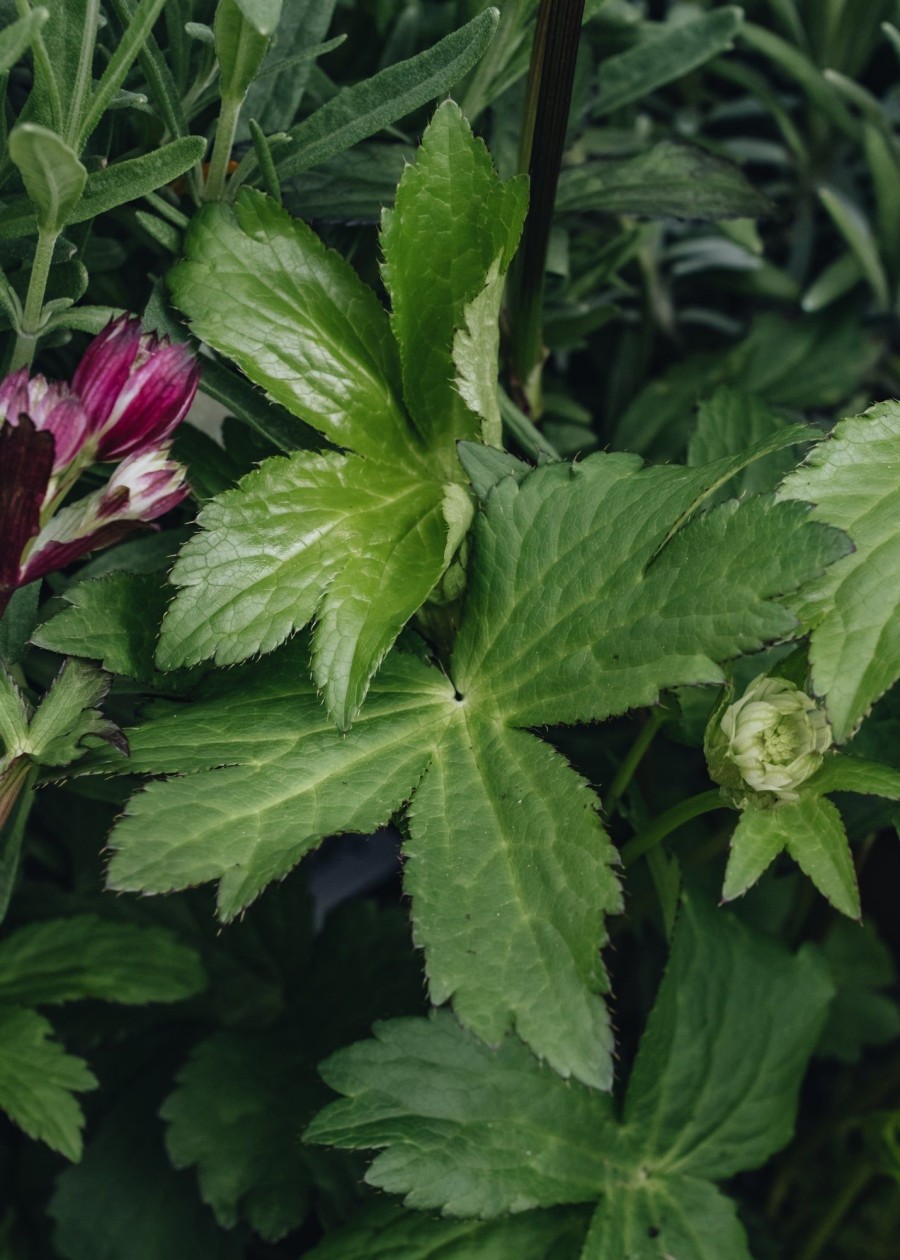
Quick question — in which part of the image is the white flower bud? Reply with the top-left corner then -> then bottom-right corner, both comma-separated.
707,676 -> 832,805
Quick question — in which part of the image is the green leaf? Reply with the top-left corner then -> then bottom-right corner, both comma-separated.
169,190 -> 415,464
0,915 -> 205,1006
452,452 -> 849,727
593,8 -> 743,116
8,124 -> 86,235
410,715 -> 620,1088
583,1175 -> 750,1260
556,142 -> 771,221
806,753 -> 900,800
405,712 -> 621,1089
723,796 -> 860,918
269,10 -> 498,182
0,583 -> 40,667
50,1080 -> 243,1259
816,919 -> 900,1063
76,0 -> 169,148
381,100 -> 527,451
687,388 -> 808,503
818,185 -> 890,309
306,1009 -> 615,1215
239,0 -> 337,139
216,0 -> 274,102
308,891 -> 832,1225
161,1030 -> 317,1241
307,1203 -> 589,1260
0,1004 -> 95,1160
32,573 -> 171,682
778,402 -> 900,742
0,137 -> 206,241
25,658 -> 118,769
0,8 -> 49,76
105,640 -> 455,919
622,891 -> 833,1177
156,453 -> 450,728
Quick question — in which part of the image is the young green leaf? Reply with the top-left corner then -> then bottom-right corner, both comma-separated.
8,124 -> 86,235
0,1004 -> 96,1160
216,0 -> 275,103
25,658 -> 120,768
307,891 -> 832,1242
778,402 -> 900,742
381,100 -> 527,451
0,915 -> 205,1006
723,796 -> 860,919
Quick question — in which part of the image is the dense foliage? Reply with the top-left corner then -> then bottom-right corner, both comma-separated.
1,0 -> 899,1256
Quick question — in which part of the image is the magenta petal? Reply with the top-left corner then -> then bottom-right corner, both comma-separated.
0,370 -> 90,473
21,520 -> 150,584
0,417 -> 55,613
72,315 -> 142,432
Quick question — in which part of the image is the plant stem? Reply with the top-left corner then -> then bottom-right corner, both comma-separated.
9,228 -> 58,372
605,706 -> 667,814
621,790 -> 727,867
203,94 -> 242,201
795,1161 -> 872,1260
506,0 -> 585,414
66,0 -> 102,148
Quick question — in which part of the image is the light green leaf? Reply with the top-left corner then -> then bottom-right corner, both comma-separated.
622,890 -> 833,1178
778,402 -> 900,742
723,796 -> 860,918
0,668 -> 30,756
271,9 -> 500,182
308,891 -> 832,1224
33,573 -> 171,682
169,189 -> 416,465
106,640 -> 455,918
556,142 -> 771,222
594,8 -> 743,116
8,124 -> 86,234
806,753 -> 900,800
452,451 -> 849,728
306,1203 -> 589,1260
216,0 -> 274,102
452,257 -> 506,449
0,8 -> 49,76
405,711 -> 622,1089
0,1004 -> 96,1160
25,658 -> 117,768
305,1009 -> 615,1215
156,453 -> 450,729
0,915 -> 205,1006
583,1175 -> 750,1260
381,100 -> 527,452
161,1030 -> 316,1241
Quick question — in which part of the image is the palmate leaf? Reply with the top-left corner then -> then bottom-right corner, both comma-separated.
108,438 -> 848,1087
777,402 -> 900,742
306,892 -> 833,1259
164,103 -> 523,728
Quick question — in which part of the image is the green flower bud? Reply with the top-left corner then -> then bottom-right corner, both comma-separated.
705,676 -> 832,806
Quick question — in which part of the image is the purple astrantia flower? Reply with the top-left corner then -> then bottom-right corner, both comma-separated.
20,447 -> 189,585
0,369 -> 90,475
72,315 -> 200,461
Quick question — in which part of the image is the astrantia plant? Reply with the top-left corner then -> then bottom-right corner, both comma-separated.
0,3 -> 899,1259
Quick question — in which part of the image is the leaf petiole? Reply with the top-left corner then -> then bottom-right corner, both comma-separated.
621,789 -> 728,867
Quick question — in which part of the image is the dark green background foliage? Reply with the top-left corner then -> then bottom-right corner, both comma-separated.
1,1 -> 900,1258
